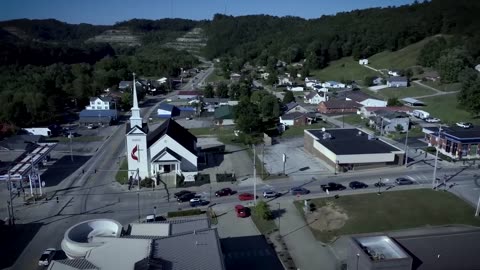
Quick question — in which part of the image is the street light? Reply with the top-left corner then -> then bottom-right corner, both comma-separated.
432,125 -> 442,189
153,206 -> 157,220
404,123 -> 410,167
277,202 -> 281,233
377,177 -> 382,195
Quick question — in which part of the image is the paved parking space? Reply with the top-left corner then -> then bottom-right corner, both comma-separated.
262,137 -> 331,175
213,203 -> 260,238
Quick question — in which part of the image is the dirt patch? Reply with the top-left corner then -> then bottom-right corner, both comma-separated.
305,202 -> 349,232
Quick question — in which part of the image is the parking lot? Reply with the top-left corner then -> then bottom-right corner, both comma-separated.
262,137 -> 331,176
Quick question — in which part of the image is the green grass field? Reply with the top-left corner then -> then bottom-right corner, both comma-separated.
375,85 -> 436,99
417,94 -> 480,125
368,37 -> 434,70
206,68 -> 227,83
295,189 -> 480,242
423,81 -> 461,92
281,122 -> 333,138
311,57 -> 378,82
115,159 -> 128,184
341,114 -> 368,127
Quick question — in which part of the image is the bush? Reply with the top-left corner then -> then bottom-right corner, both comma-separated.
140,178 -> 154,188
167,209 -> 203,218
177,174 -> 210,188
217,173 -> 236,183
254,201 -> 274,220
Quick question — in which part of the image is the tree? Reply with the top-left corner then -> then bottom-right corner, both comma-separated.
216,82 -> 229,98
395,124 -> 404,133
387,97 -> 402,106
234,98 -> 262,134
458,68 -> 480,116
266,70 -> 278,85
364,76 -> 376,87
204,84 -> 214,98
228,83 -> 241,99
120,91 -> 132,111
436,49 -> 469,83
283,91 -> 295,104
254,201 -> 273,220
260,94 -> 280,119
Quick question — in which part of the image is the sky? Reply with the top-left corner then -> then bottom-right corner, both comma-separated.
1,0 -> 418,25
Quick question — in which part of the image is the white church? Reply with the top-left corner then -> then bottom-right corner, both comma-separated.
125,75 -> 198,186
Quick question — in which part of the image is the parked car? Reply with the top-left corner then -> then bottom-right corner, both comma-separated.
189,199 -> 209,207
215,188 -> 233,197
349,181 -> 368,189
456,122 -> 473,129
321,182 -> 346,192
177,192 -> 196,202
263,190 -> 280,198
145,215 -> 165,223
87,124 -> 96,129
38,248 -> 56,266
238,193 -> 255,201
174,190 -> 192,198
290,187 -> 310,195
395,178 -> 414,185
235,205 -> 249,218
425,117 -> 441,123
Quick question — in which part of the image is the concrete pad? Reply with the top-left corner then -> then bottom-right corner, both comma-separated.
368,85 -> 388,91
263,137 -> 330,175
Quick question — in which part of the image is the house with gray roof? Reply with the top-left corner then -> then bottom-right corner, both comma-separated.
86,97 -> 115,110
386,77 -> 408,88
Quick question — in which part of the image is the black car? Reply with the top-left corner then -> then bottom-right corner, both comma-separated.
349,181 -> 368,189
189,199 -> 209,207
321,182 -> 346,192
174,190 -> 192,198
177,192 -> 196,202
215,188 -> 233,197
395,178 -> 414,185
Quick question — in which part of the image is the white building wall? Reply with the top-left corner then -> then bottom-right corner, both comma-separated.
359,99 -> 387,107
336,153 -> 395,164
126,132 -> 150,179
313,140 -> 338,162
280,119 -> 294,126
148,135 -> 197,171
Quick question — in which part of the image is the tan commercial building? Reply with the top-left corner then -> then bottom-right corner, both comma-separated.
304,128 -> 405,172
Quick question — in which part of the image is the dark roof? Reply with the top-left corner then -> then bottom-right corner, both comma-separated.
178,90 -> 201,96
0,135 -> 44,151
52,258 -> 99,269
424,126 -> 480,141
394,229 -> 480,270
147,119 -> 197,152
321,100 -> 360,109
89,96 -> 113,102
308,129 -> 401,155
214,106 -> 234,120
203,98 -> 230,104
338,91 -> 374,102
149,228 -> 225,270
126,122 -> 149,134
281,112 -> 306,120
285,102 -> 298,111
375,110 -> 409,119
387,76 -> 408,83
158,103 -> 175,112
79,109 -> 117,118
305,92 -> 319,99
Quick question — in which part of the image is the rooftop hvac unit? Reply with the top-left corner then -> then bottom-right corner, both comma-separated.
323,132 -> 332,140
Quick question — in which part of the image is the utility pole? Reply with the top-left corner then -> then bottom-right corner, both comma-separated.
432,125 -> 442,189
277,202 -> 281,233
282,153 -> 286,176
475,193 -> 480,216
7,170 -> 15,225
69,132 -> 74,162
253,144 -> 257,206
261,144 -> 265,179
137,192 -> 141,222
404,123 -> 410,167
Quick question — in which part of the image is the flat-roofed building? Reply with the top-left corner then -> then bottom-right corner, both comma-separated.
423,126 -> 480,160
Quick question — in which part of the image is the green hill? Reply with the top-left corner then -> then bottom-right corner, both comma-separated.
367,36 -> 440,70
311,57 -> 378,82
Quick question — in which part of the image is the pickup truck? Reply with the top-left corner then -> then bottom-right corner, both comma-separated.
321,182 -> 346,192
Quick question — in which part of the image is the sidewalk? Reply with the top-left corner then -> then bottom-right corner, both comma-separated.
275,199 -> 338,270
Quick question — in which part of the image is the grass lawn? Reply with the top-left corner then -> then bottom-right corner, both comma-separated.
115,158 -> 128,185
417,94 -> 480,125
188,126 -> 240,145
387,125 -> 424,140
206,68 -> 227,83
46,136 -> 104,143
375,85 -> 436,99
368,37 -> 433,70
281,122 -> 333,138
423,81 -> 461,92
311,57 -> 378,82
294,189 -> 480,243
251,209 -> 277,235
341,114 -> 368,126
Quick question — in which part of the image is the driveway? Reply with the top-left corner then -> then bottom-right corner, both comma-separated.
275,199 -> 338,270
263,137 -> 331,175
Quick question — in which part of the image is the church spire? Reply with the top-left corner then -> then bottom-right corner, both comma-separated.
129,73 -> 143,128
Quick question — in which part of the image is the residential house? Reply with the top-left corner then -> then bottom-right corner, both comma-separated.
260,72 -> 270,80
304,92 -> 328,104
369,110 -> 410,134
317,100 -> 360,114
86,97 -> 115,110
214,105 -> 235,126
475,64 -> 480,72
387,77 -> 408,88
79,109 -> 118,126
322,81 -> 346,89
314,85 -> 329,93
157,104 -> 180,118
284,102 -> 309,114
230,73 -> 241,82
372,77 -> 384,85
278,76 -> 293,86
157,77 -> 168,84
118,80 -> 142,90
287,86 -> 304,92
339,91 -> 376,104
423,71 -> 440,82
359,59 -> 369,65
305,77 -> 319,83
276,60 -> 287,67
388,70 -> 402,77
358,106 -> 413,118
177,90 -> 201,100
401,97 -> 426,106
0,135 -> 45,151
280,112 -> 308,127
423,126 -> 480,160
359,98 -> 387,108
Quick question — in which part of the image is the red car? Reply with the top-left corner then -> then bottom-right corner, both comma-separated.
235,205 -> 249,218
215,188 -> 233,197
238,192 -> 255,201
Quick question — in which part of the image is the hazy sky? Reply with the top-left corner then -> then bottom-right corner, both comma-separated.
1,0 -> 418,25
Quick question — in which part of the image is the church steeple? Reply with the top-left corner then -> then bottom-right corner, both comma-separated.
130,73 -> 143,128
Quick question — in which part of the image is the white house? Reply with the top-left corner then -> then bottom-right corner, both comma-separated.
315,86 -> 329,93
388,70 -> 402,77
359,98 -> 387,108
126,78 -> 198,186
278,76 -> 293,86
359,59 -> 369,65
475,64 -> 480,73
86,97 -> 115,110
306,81 -> 316,89
287,86 -> 304,92
322,81 -> 346,89
304,92 -> 328,104
305,77 -> 319,83
157,77 -> 167,84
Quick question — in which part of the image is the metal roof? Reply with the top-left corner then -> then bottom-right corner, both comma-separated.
79,109 -> 117,118
401,97 -> 425,105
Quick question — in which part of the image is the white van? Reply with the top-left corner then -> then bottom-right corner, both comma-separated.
412,110 -> 430,120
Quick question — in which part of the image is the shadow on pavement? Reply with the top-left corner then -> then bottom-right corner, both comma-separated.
41,155 -> 92,187
221,235 -> 284,270
0,222 -> 43,269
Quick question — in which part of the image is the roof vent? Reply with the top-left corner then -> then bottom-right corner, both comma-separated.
357,131 -> 362,136
322,132 -> 332,140
321,127 -> 326,132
